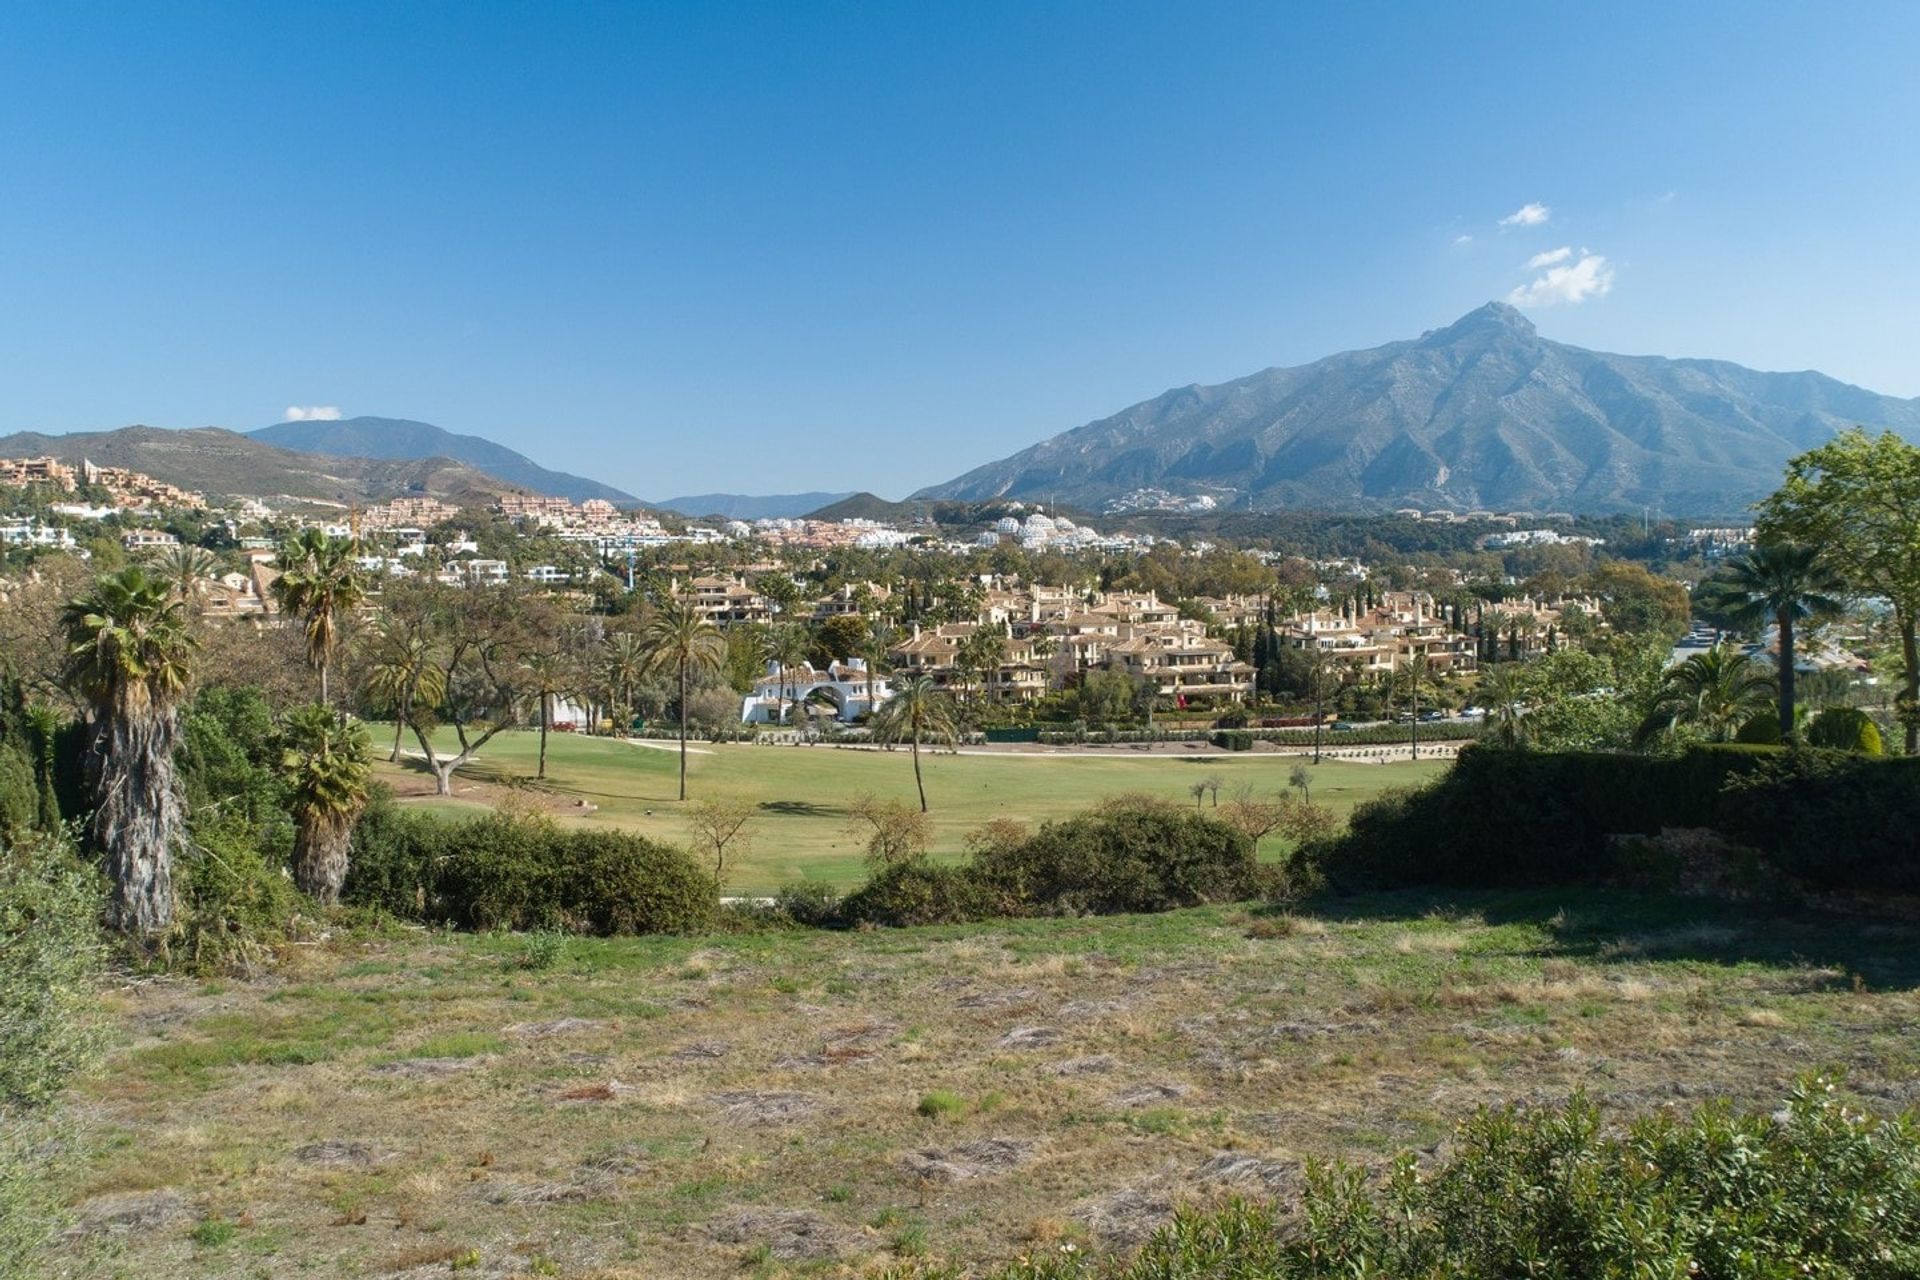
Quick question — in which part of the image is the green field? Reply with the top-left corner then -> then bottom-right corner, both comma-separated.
375,729 -> 1448,891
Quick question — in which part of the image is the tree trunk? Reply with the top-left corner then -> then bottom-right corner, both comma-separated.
911,723 -> 926,812
94,709 -> 183,936
537,692 -> 550,779
319,660 -> 330,708
678,660 -> 690,801
390,715 -> 405,764
1903,614 -> 1919,756
294,814 -> 353,906
1778,609 -> 1797,745
1410,673 -> 1419,761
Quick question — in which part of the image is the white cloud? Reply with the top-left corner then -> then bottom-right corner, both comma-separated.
284,405 -> 343,421
1525,246 -> 1573,269
1499,201 -> 1551,228
1506,251 -> 1615,308
1452,233 -> 1474,246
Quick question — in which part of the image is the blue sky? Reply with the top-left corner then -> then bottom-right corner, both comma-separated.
2,2 -> 1916,499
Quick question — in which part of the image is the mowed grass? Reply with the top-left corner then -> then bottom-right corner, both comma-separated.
374,727 -> 1447,891
53,892 -> 1920,1278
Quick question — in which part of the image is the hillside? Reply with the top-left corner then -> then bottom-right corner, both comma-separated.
251,416 -> 637,504
656,490 -> 856,519
915,303 -> 1920,516
0,425 -> 511,505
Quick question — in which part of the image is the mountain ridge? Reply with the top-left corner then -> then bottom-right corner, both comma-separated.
656,491 -> 858,520
251,416 -> 637,505
914,303 -> 1920,516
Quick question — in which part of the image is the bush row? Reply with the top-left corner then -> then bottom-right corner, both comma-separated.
1313,743 -> 1920,895
346,803 -> 716,934
836,801 -> 1267,927
1036,723 -> 1485,747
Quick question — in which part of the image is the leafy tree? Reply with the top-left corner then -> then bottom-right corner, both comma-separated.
381,581 -> 536,796
278,705 -> 373,905
1806,705 -> 1885,755
867,675 -> 957,812
1586,560 -> 1691,640
62,565 -> 196,935
362,613 -> 448,762
640,597 -> 727,800
814,613 -> 869,668
271,528 -> 367,705
1758,428 -> 1920,753
684,797 -> 754,881
601,630 -> 649,735
1634,644 -> 1776,748
1715,543 -> 1845,744
846,794 -> 932,867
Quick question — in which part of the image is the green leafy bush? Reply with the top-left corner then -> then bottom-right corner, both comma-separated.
1209,729 -> 1253,751
0,744 -> 37,843
175,814 -> 309,975
981,1077 -> 1920,1279
0,832 -> 106,1271
346,806 -> 716,935
840,860 -> 1013,927
772,880 -> 844,927
1720,749 -> 1920,893
1807,705 -> 1884,754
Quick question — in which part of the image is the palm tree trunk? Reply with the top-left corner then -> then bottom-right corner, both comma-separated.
320,661 -> 330,708
1777,609 -> 1797,744
911,722 -> 926,812
678,659 -> 690,800
1410,672 -> 1420,761
391,714 -> 405,764
96,711 -> 182,935
1902,613 -> 1918,756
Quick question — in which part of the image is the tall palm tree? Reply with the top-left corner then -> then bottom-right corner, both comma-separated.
602,631 -> 649,737
640,597 -> 728,800
272,529 -> 367,706
1404,651 -> 1431,761
62,565 -> 196,935
520,650 -> 575,780
152,543 -> 220,605
868,675 -> 958,812
279,704 -> 373,906
1718,543 -> 1846,745
860,620 -> 899,714
362,615 -> 447,762
1478,662 -> 1528,748
1634,643 -> 1777,748
764,624 -> 811,729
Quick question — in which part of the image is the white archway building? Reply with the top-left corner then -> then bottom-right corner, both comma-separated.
740,658 -> 894,724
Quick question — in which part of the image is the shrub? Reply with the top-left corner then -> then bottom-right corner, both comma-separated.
970,800 -> 1257,916
176,814 -> 309,975
0,832 -> 106,1271
772,879 -> 843,927
847,795 -> 932,869
345,807 -> 716,935
1807,705 -> 1884,754
1209,729 -> 1254,751
840,859 -> 1011,927
0,745 -> 37,843
988,1078 -> 1920,1279
1719,749 -> 1920,894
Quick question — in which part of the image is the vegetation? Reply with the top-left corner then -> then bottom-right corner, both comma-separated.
639,596 -> 728,800
1710,542 -> 1845,743
279,705 -> 374,905
270,528 -> 367,706
868,674 -> 960,812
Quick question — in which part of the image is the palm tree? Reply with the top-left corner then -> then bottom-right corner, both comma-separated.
860,620 -> 899,713
1634,643 -> 1777,748
362,615 -> 447,762
764,624 -> 811,729
1718,544 -> 1846,745
152,543 -> 220,605
1404,651 -> 1431,761
279,704 -> 373,906
519,646 -> 580,780
602,631 -> 649,737
272,529 -> 367,706
868,675 -> 958,812
62,565 -> 196,935
640,597 -> 728,800
1478,662 -> 1528,748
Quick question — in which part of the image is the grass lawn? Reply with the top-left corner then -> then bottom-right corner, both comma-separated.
371,728 -> 1448,892
53,892 -> 1920,1277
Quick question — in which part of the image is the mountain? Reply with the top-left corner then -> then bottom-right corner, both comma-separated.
914,303 -> 1920,516
251,416 -> 637,504
0,425 -> 514,505
657,491 -> 857,519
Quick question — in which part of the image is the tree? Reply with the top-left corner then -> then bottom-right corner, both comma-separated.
956,629 -> 1007,707
763,624 -> 811,728
151,543 -> 220,605
847,794 -> 931,868
1758,429 -> 1920,753
867,675 -> 957,812
602,631 -> 649,736
1287,762 -> 1313,804
684,797 -> 755,882
62,565 -> 196,935
520,649 -> 575,781
1477,662 -> 1528,748
1404,652 -> 1431,760
1634,644 -> 1776,748
1716,543 -> 1846,745
640,597 -> 728,800
859,620 -> 898,711
271,528 -> 367,706
362,613 -> 447,762
382,581 -> 536,796
278,705 -> 372,905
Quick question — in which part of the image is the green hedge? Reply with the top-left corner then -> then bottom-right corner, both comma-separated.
841,802 -> 1260,927
1314,743 -> 1920,896
346,804 -> 716,934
